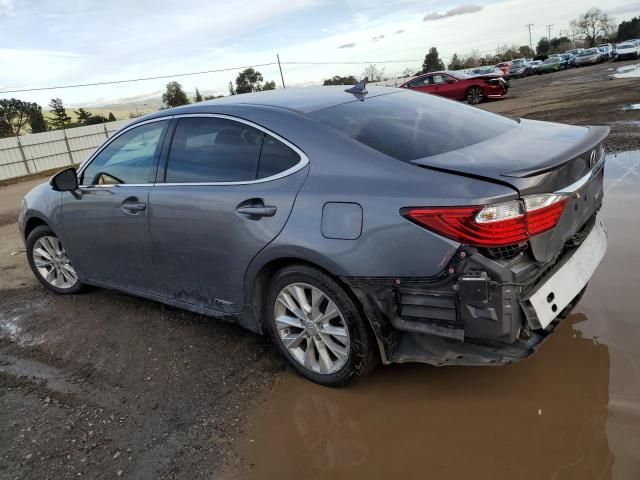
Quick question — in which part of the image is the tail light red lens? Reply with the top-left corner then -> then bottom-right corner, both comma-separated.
402,194 -> 567,248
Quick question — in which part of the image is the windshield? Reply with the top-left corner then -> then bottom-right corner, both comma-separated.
619,43 -> 634,48
308,91 -> 517,162
511,61 -> 524,67
543,58 -> 557,64
580,49 -> 597,56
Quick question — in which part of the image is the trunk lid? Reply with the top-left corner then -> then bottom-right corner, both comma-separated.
411,119 -> 609,261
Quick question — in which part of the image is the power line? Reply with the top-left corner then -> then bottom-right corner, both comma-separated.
0,59 -> 424,94
0,62 -> 278,94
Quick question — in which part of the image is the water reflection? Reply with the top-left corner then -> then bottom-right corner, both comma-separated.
234,151 -> 640,480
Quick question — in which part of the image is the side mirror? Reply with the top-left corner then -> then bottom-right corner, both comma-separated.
50,167 -> 78,192
446,78 -> 456,84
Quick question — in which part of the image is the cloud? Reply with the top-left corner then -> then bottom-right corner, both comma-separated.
371,34 -> 385,41
338,42 -> 356,48
607,2 -> 640,14
0,0 -> 14,15
395,29 -> 405,34
423,4 -> 482,21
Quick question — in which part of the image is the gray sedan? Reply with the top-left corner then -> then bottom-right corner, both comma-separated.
574,48 -> 602,66
20,86 -> 608,386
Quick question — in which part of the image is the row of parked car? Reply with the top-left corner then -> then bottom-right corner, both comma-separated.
498,40 -> 640,79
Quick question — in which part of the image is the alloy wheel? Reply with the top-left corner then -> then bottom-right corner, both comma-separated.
467,87 -> 483,105
274,282 -> 350,375
32,235 -> 78,289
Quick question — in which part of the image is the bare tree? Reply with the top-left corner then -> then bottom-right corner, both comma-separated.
570,8 -> 616,46
362,64 -> 386,82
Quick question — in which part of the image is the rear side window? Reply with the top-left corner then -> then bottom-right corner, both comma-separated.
165,117 -> 302,183
308,91 -> 516,161
257,136 -> 300,179
166,118 -> 263,183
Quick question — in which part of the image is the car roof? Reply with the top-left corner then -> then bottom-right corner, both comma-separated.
154,86 -> 402,115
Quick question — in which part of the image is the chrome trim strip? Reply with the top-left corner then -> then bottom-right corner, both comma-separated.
555,160 -> 603,194
77,113 -> 309,188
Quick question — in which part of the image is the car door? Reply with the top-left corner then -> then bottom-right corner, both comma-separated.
148,115 -> 308,313
407,75 -> 433,93
435,74 -> 466,99
61,119 -> 169,292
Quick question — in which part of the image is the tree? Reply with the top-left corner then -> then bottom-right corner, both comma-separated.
519,45 -> 534,58
74,107 -> 92,124
0,98 -> 40,136
362,64 -> 385,82
204,94 -> 224,100
0,119 -> 11,138
235,68 -> 264,94
108,112 -> 117,122
618,16 -> 640,40
536,37 -> 550,55
49,98 -> 71,129
228,81 -> 236,96
162,81 -> 190,108
28,106 -> 48,133
448,53 -> 463,70
194,88 -> 203,103
85,115 -> 108,125
323,75 -> 357,85
262,80 -> 276,91
570,8 -> 616,47
422,47 -> 444,73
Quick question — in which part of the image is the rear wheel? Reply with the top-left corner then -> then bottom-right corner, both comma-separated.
265,265 -> 377,387
466,86 -> 484,105
26,225 -> 84,294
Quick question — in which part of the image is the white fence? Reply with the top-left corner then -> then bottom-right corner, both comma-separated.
0,120 -> 130,181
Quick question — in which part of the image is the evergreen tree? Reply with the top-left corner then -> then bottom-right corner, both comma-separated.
448,53 -> 463,70
422,47 -> 445,73
29,106 -> 48,133
108,112 -> 117,122
74,108 -> 92,124
49,98 -> 71,129
194,88 -> 203,102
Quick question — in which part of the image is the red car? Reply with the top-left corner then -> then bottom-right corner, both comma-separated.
399,71 -> 509,105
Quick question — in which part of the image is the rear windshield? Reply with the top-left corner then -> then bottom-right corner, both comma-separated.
307,91 -> 516,161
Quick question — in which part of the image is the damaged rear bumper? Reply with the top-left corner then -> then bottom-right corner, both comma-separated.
344,217 -> 605,367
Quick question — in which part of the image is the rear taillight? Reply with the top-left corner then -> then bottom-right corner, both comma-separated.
401,194 -> 567,248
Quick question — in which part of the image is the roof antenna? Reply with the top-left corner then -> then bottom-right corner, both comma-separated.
344,79 -> 368,99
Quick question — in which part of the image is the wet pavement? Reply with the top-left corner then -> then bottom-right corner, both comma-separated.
233,150 -> 640,480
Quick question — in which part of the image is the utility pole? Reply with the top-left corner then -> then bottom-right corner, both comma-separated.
546,24 -> 553,40
525,23 -> 534,51
277,54 -> 286,89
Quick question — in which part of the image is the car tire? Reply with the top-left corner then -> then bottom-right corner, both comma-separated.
466,86 -> 484,105
26,225 -> 84,295
265,264 -> 378,387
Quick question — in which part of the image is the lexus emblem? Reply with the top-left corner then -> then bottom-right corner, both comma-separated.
589,149 -> 597,168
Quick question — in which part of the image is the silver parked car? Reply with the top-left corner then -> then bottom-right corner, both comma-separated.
574,48 -> 602,66
20,86 -> 609,386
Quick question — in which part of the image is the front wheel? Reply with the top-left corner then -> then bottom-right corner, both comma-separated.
265,265 -> 377,387
466,86 -> 484,105
26,225 -> 84,294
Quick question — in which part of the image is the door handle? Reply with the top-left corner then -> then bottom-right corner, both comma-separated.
121,201 -> 147,213
236,205 -> 277,217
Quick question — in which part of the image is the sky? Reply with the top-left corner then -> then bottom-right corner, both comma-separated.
1,0 -> 639,108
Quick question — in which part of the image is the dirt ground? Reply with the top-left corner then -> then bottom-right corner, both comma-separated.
1,62 -> 640,479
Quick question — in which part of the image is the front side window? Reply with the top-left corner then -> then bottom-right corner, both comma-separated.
408,76 -> 429,88
81,121 -> 167,185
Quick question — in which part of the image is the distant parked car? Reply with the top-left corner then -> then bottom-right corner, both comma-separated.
537,57 -> 562,74
558,53 -> 575,68
615,42 -> 639,60
565,48 -> 584,56
597,44 -> 613,60
507,59 -> 532,78
466,66 -> 503,76
495,61 -> 512,76
574,48 -> 602,67
529,59 -> 542,73
399,70 -> 509,105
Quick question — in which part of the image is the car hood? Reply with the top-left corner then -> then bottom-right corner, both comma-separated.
411,118 -> 609,195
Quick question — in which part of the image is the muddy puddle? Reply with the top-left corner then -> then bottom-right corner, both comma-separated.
233,151 -> 640,480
